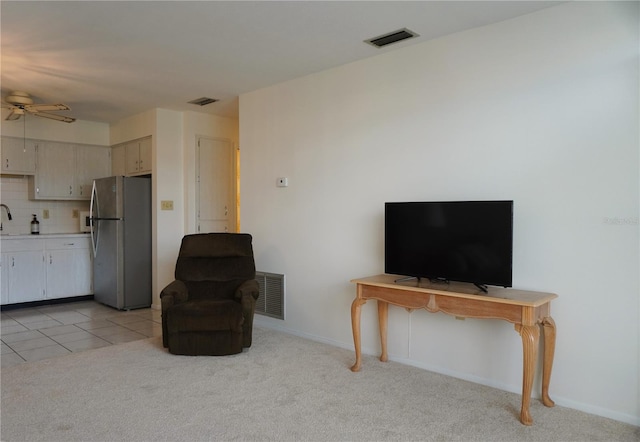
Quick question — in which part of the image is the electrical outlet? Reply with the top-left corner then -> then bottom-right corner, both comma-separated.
43,209 -> 50,219
161,200 -> 174,210
72,209 -> 79,218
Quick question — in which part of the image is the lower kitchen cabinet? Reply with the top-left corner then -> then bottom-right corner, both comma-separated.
45,238 -> 92,299
1,240 -> 46,304
1,253 -> 7,305
7,251 -> 46,303
0,235 -> 92,305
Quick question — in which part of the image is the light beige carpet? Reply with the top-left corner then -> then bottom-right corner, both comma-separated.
1,327 -> 638,441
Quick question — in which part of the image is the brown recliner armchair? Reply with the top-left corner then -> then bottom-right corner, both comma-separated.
160,233 -> 260,356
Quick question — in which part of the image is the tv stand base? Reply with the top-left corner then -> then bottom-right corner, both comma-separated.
349,274 -> 557,426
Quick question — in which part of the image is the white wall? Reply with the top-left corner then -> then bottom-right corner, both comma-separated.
240,2 -> 639,425
109,110 -> 155,146
1,115 -> 109,145
154,109 -> 185,308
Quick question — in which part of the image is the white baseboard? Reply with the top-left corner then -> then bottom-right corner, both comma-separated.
253,316 -> 640,427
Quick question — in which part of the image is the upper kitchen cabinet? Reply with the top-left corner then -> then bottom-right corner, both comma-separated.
1,136 -> 37,175
124,136 -> 152,176
30,141 -> 75,199
29,140 -> 111,200
76,145 -> 111,198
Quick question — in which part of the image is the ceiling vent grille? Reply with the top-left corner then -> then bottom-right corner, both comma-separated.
365,28 -> 419,48
188,97 -> 219,106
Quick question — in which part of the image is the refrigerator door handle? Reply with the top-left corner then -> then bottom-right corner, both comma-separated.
90,180 -> 99,258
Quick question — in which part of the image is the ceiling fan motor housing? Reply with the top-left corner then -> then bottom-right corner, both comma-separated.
6,91 -> 34,107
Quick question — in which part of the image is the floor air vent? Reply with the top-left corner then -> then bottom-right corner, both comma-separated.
255,271 -> 285,320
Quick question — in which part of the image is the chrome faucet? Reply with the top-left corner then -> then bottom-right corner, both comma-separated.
1,204 -> 12,231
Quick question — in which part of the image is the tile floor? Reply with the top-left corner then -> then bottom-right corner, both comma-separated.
1,300 -> 162,368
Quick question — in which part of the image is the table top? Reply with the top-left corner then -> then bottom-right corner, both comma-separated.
351,274 -> 557,307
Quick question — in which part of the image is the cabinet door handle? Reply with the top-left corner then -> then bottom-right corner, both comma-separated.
64,243 -> 74,246
12,257 -> 15,267
50,255 -> 52,264
5,159 -> 8,169
69,185 -> 73,195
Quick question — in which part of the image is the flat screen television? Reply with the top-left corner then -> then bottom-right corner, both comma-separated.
385,200 -> 513,290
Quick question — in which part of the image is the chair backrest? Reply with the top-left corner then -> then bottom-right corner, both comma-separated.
175,233 -> 256,283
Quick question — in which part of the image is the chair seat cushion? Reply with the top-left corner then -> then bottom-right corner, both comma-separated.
167,300 -> 244,333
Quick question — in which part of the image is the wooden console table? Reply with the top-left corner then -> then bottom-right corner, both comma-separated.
350,274 -> 557,426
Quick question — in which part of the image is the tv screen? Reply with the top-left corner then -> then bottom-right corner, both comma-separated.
385,200 -> 513,289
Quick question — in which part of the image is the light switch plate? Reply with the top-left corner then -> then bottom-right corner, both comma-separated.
276,177 -> 289,187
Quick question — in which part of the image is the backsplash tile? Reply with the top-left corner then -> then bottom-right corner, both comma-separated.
0,176 -> 89,235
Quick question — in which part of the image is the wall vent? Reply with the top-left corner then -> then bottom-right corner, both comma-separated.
365,28 -> 419,48
255,271 -> 285,320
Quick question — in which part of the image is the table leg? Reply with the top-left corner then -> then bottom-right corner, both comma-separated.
516,324 -> 540,426
541,317 -> 556,407
350,296 -> 366,372
378,301 -> 389,362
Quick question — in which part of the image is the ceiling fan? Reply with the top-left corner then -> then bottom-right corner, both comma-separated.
2,91 -> 76,123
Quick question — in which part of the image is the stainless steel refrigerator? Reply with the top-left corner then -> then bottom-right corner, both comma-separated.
90,176 -> 151,310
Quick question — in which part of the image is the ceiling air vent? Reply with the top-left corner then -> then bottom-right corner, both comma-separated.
188,97 -> 219,106
365,28 -> 419,48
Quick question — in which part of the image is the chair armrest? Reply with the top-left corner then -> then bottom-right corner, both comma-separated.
235,279 -> 260,301
160,280 -> 189,348
236,279 -> 260,348
160,280 -> 189,308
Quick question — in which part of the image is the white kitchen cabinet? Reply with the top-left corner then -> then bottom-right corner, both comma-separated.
125,136 -> 152,176
0,235 -> 92,305
29,141 -> 111,200
75,145 -> 111,199
138,137 -> 152,174
45,237 -> 92,299
1,239 -> 47,304
1,136 -> 36,175
30,141 -> 75,199
1,252 -> 8,305
9,251 -> 46,303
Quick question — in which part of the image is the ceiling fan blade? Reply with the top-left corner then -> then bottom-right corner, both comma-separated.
24,103 -> 71,112
5,110 -> 23,121
31,111 -> 75,123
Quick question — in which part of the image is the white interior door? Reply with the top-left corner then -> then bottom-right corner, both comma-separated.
197,137 -> 234,233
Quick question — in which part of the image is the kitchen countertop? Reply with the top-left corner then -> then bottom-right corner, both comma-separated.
0,233 -> 90,239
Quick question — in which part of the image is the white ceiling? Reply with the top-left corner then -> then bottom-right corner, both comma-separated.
1,1 -> 561,124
